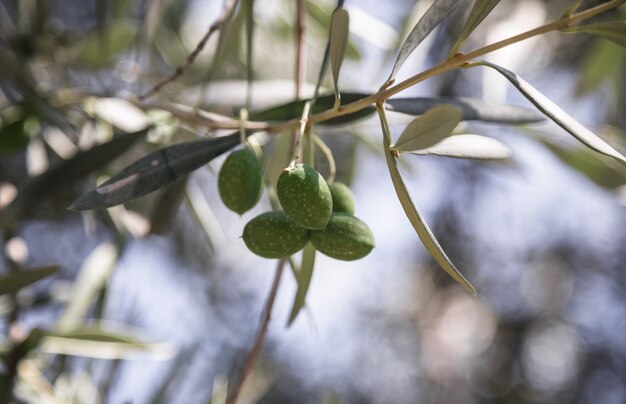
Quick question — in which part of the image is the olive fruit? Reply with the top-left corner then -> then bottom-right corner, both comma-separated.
243,210 -> 309,258
218,149 -> 263,214
329,182 -> 355,215
277,164 -> 332,230
310,213 -> 374,261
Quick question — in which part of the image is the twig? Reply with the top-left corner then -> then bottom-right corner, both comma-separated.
226,259 -> 286,404
138,0 -> 238,101
295,0 -> 306,100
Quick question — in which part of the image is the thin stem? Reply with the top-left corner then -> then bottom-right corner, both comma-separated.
295,0 -> 306,100
289,101 -> 312,166
313,134 -> 336,183
138,0 -> 238,100
226,259 -> 286,404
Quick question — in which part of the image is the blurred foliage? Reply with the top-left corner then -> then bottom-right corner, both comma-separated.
0,0 -> 624,403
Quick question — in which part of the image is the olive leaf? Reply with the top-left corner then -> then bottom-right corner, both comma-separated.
450,0 -> 501,55
391,105 -> 462,152
149,177 -> 188,235
287,243 -> 316,326
250,92 -> 374,125
378,104 -> 476,295
0,266 -> 60,296
473,61 -> 626,165
562,21 -> 626,47
386,0 -> 459,85
407,134 -> 512,160
330,8 -> 350,108
40,326 -> 172,359
69,133 -> 240,211
386,96 -> 544,124
0,129 -> 147,227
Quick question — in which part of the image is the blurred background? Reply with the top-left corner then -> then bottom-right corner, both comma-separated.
0,0 -> 625,403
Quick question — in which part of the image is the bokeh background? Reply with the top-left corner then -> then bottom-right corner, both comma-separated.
0,0 -> 625,403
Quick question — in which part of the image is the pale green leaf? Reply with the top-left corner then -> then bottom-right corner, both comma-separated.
386,0 -> 459,84
475,61 -> 626,165
386,96 -> 544,124
0,266 -> 60,295
391,105 -> 462,152
330,8 -> 350,107
41,326 -> 173,360
450,0 -> 501,55
377,105 -> 476,295
407,134 -> 512,160
287,243 -> 316,326
564,21 -> 626,47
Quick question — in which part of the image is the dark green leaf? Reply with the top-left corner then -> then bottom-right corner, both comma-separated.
576,39 -> 626,96
450,0 -> 501,55
0,266 -> 60,295
475,61 -> 626,165
0,119 -> 30,153
539,137 -> 626,188
69,133 -> 240,210
407,134 -> 512,160
287,243 -> 316,326
386,0 -> 459,84
330,8 -> 350,107
391,105 -> 462,152
250,92 -> 374,125
564,21 -> 626,47
378,105 -> 476,295
0,129 -> 147,227
386,96 -> 545,124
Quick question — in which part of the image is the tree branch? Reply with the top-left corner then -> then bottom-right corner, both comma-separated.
138,0 -> 238,101
226,259 -> 286,404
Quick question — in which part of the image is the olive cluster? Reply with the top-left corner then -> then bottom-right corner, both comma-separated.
218,149 -> 374,261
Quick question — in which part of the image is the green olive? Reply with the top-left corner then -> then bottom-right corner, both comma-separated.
218,149 -> 263,214
310,213 -> 374,261
276,164 -> 332,230
329,182 -> 355,215
243,210 -> 309,258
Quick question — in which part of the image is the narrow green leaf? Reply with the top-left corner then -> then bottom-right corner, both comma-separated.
69,133 -> 240,211
0,266 -> 60,295
407,134 -> 512,160
149,177 -> 188,235
377,104 -> 476,295
386,96 -> 544,124
0,130 -> 147,227
56,242 -> 118,332
330,8 -> 350,107
391,105 -> 462,152
0,119 -> 30,153
40,326 -> 172,359
386,0 -> 459,84
287,243 -> 316,326
563,21 -> 626,47
249,92 -> 374,125
474,61 -> 626,165
450,0 -> 501,55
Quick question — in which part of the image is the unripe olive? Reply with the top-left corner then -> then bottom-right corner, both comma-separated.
329,182 -> 355,215
277,164 -> 332,230
218,149 -> 263,214
243,210 -> 309,258
310,213 -> 374,261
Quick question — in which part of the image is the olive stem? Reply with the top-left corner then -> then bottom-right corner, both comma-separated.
225,258 -> 286,404
313,134 -> 336,184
